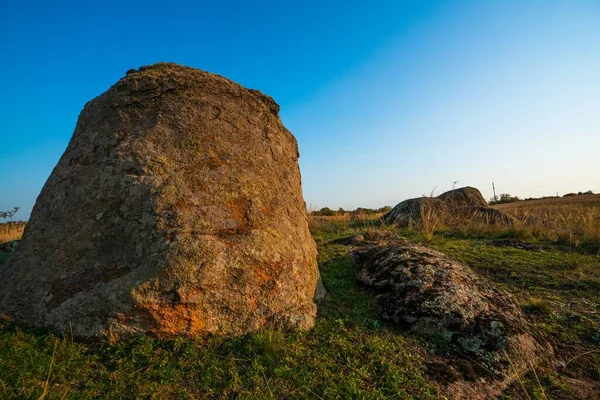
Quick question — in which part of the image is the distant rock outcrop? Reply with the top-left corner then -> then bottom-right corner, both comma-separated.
339,232 -> 553,399
381,187 -> 513,227
438,186 -> 487,207
380,197 -> 444,227
0,63 -> 319,340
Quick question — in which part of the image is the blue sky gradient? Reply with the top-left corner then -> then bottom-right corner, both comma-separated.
1,1 -> 599,218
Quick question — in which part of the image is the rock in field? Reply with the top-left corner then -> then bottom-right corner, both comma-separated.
0,63 -> 319,340
380,197 -> 444,227
347,233 -> 552,398
436,186 -> 488,207
382,186 -> 513,227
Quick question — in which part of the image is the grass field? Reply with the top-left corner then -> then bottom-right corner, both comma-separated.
493,194 -> 600,254
0,197 -> 599,398
0,222 -> 25,245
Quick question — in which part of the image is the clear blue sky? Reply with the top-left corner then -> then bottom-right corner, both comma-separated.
1,1 -> 599,219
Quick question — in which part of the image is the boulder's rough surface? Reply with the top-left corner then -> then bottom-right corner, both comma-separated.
346,233 -> 552,398
436,186 -> 488,208
0,63 -> 319,340
381,186 -> 513,227
380,197 -> 444,227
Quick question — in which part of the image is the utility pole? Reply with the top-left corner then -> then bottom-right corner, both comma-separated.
492,182 -> 497,202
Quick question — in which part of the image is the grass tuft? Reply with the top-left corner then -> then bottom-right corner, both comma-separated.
521,298 -> 553,316
0,222 -> 24,244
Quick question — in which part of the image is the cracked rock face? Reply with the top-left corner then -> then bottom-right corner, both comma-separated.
348,233 -> 552,399
0,63 -> 319,340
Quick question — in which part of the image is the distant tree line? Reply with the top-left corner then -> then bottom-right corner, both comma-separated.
489,190 -> 595,205
310,206 -> 392,217
0,207 -> 19,220
488,194 -> 520,205
562,190 -> 594,197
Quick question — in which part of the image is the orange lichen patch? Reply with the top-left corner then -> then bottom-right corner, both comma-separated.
171,198 -> 198,211
261,203 -> 274,219
185,309 -> 208,333
135,302 -> 208,337
252,261 -> 283,301
255,268 -> 273,285
227,198 -> 248,222
202,133 -> 219,143
215,197 -> 253,236
247,296 -> 257,311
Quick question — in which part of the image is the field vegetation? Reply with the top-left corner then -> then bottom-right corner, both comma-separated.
0,222 -> 25,245
0,195 -> 599,398
493,194 -> 600,254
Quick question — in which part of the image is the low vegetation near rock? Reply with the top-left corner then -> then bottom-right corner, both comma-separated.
2,197 -> 600,398
0,222 -> 25,244
335,231 -> 553,398
494,194 -> 600,253
0,240 -> 19,253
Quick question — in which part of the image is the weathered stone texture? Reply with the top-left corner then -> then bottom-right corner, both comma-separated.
382,186 -> 513,227
344,232 -> 552,399
380,197 -> 444,227
0,63 -> 319,339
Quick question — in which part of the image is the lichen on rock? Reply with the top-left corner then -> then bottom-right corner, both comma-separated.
342,232 -> 553,398
0,63 -> 319,340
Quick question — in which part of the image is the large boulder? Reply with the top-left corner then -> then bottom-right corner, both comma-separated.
348,233 -> 552,398
380,197 -> 444,227
436,186 -> 488,208
381,186 -> 513,227
0,63 -> 319,340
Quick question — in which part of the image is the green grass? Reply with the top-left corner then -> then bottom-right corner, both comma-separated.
309,217 -> 600,398
1,215 -> 599,398
0,322 -> 440,399
0,243 -> 441,399
393,229 -> 600,399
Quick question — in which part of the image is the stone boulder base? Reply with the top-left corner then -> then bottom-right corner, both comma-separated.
381,186 -> 513,227
0,63 -> 319,340
344,232 -> 552,399
0,241 -> 19,253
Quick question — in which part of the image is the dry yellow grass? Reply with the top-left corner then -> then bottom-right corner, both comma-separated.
493,194 -> 600,210
309,194 -> 600,253
308,214 -> 382,235
492,195 -> 600,251
0,223 -> 25,244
